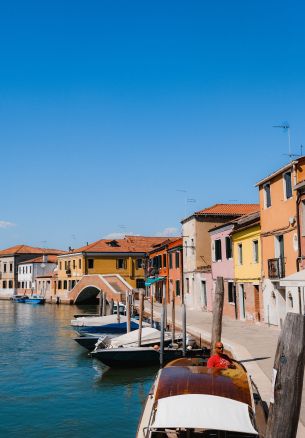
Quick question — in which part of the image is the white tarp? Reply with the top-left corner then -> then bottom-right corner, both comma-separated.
71,314 -> 128,327
151,394 -> 258,435
110,327 -> 171,348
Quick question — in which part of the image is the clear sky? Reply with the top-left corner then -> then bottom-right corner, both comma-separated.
1,0 -> 305,250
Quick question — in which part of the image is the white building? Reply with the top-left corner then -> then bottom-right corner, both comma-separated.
18,255 -> 58,294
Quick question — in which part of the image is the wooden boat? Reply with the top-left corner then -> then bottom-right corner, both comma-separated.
137,357 -> 267,437
90,346 -> 208,368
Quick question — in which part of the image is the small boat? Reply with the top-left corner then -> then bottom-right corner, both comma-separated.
137,357 -> 267,437
71,314 -> 148,334
11,295 -> 29,303
74,328 -> 181,352
24,295 -> 45,304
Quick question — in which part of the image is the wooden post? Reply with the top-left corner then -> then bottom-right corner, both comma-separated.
102,291 -> 107,316
150,285 -> 154,328
265,313 -> 305,438
98,291 -> 103,316
171,297 -> 175,344
138,290 -> 144,347
182,303 -> 187,356
160,304 -> 165,367
210,277 -> 224,352
126,291 -> 131,333
110,299 -> 114,315
116,300 -> 120,323
162,282 -> 167,330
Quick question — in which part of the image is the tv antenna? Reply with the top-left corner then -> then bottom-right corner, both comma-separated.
272,122 -> 300,159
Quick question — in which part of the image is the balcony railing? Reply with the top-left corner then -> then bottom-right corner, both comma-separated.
268,257 -> 285,279
66,269 -> 72,277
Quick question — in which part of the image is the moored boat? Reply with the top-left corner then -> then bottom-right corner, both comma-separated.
11,295 -> 29,303
24,295 -> 45,304
71,314 -> 148,334
137,357 -> 267,437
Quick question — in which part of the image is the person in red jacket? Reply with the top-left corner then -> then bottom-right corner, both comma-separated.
207,341 -> 236,369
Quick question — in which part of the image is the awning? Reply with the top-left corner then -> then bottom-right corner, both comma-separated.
145,276 -> 166,287
151,394 -> 258,435
280,270 -> 305,287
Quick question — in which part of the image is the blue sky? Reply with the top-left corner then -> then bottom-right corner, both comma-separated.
1,1 -> 305,250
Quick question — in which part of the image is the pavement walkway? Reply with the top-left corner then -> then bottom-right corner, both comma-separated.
138,300 -> 305,438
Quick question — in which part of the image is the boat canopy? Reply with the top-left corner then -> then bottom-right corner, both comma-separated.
71,314 -> 128,327
151,394 -> 258,435
145,277 -> 165,287
110,327 -> 164,348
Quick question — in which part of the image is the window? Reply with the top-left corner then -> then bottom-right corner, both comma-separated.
65,261 -> 68,270
136,278 -> 145,288
175,252 -> 180,268
79,259 -> 81,269
225,237 -> 232,259
238,243 -> 243,265
163,254 -> 166,268
136,258 -> 142,269
3,281 -> 6,288
59,261 -> 62,270
19,267 -> 21,274
158,255 -> 162,268
284,171 -> 292,199
3,264 -> 6,273
186,278 -> 190,294
88,259 -> 94,269
169,253 -> 173,269
63,280 -> 67,289
73,259 -> 76,269
200,281 -> 207,306
263,182 -> 271,208
228,282 -> 235,303
58,280 -> 62,289
215,239 -> 222,261
116,259 -> 127,269
253,240 -> 259,263
9,263 -> 13,273
29,266 -> 32,274
176,280 -> 180,296
8,280 -> 13,288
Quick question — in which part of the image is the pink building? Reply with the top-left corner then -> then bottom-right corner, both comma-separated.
209,223 -> 237,320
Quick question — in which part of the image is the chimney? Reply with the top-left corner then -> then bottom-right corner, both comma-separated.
42,254 -> 48,263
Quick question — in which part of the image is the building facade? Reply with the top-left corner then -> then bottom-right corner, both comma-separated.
256,157 -> 305,326
181,204 -> 259,311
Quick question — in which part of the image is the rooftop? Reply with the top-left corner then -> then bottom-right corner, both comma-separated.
195,203 -> 259,216
0,245 -> 65,257
19,255 -> 59,265
62,235 -> 178,255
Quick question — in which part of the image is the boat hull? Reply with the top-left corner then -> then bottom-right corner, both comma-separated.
76,321 -> 139,334
91,348 -> 206,367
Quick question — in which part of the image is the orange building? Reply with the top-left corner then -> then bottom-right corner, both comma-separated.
146,237 -> 181,304
256,157 -> 305,326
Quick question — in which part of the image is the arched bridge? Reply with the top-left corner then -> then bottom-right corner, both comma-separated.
68,274 -> 133,304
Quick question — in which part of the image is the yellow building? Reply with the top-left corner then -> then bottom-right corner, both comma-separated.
55,235 -> 170,302
232,212 -> 263,322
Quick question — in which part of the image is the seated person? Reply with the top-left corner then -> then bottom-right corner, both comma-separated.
207,341 -> 236,369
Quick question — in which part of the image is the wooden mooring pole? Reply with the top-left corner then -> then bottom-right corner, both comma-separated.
160,304 -> 165,367
116,300 -> 120,323
98,291 -> 103,316
265,313 -> 305,438
210,277 -> 224,352
171,297 -> 175,344
126,291 -> 131,333
182,303 -> 187,356
102,291 -> 106,316
138,290 -> 144,347
150,285 -> 154,328
110,299 -> 114,315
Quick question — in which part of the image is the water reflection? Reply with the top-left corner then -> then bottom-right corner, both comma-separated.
0,301 -> 155,438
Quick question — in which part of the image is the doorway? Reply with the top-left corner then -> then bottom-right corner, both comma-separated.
239,284 -> 246,320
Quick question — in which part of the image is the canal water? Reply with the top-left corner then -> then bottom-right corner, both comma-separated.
0,301 -> 157,438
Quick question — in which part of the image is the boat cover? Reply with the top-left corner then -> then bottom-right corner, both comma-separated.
110,327 -> 168,348
71,315 -> 128,327
151,394 -> 258,434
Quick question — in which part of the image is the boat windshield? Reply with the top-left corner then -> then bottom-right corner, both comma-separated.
150,431 -> 257,437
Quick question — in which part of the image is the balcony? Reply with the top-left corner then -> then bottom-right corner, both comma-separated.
268,257 -> 285,279
66,269 -> 72,277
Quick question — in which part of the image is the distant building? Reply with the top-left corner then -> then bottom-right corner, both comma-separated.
17,255 -> 58,296
0,245 -> 64,299
181,204 -> 259,311
55,236 -> 174,303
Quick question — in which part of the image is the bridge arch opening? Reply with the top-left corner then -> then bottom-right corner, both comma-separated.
74,286 -> 101,304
